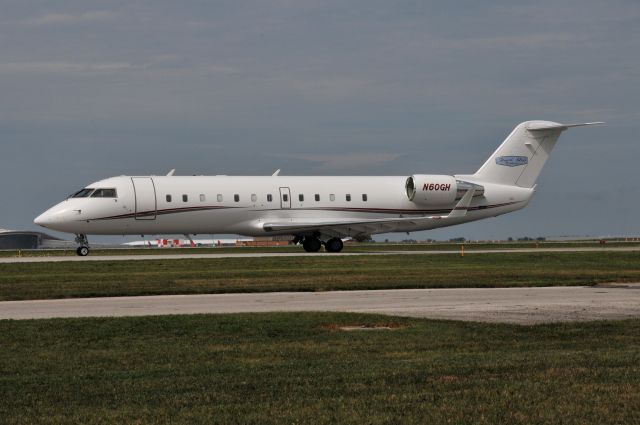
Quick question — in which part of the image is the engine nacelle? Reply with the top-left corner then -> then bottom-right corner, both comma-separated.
405,175 -> 457,206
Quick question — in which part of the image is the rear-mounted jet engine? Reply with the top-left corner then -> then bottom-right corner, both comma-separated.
405,175 -> 484,206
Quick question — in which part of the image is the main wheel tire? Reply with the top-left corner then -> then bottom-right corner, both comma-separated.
302,237 -> 322,252
325,237 -> 344,253
76,246 -> 89,256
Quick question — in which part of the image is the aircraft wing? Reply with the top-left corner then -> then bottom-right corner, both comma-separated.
263,215 -> 445,237
262,187 -> 478,237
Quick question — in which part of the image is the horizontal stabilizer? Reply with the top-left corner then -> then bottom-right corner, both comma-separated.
526,122 -> 604,131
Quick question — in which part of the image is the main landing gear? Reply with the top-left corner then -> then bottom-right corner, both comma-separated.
300,236 -> 344,253
325,237 -> 344,253
75,234 -> 90,256
302,237 -> 322,252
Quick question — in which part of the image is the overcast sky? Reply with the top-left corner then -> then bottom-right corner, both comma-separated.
1,0 -> 638,241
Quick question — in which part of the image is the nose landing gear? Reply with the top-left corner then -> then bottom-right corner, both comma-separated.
75,234 -> 90,256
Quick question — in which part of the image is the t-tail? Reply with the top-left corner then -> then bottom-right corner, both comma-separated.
472,120 -> 603,188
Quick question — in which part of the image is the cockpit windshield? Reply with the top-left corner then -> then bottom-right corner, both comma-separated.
71,188 -> 94,198
91,188 -> 117,198
70,188 -> 117,198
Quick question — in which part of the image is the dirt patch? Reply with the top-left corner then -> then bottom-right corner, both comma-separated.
321,323 -> 407,332
594,282 -> 640,289
436,375 -> 461,383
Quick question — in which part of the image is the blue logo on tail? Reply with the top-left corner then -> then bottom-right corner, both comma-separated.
496,156 -> 528,167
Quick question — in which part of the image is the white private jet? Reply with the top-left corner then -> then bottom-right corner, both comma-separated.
35,120 -> 602,256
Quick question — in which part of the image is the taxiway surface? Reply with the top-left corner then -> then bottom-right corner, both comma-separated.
2,285 -> 639,324
1,246 -> 639,263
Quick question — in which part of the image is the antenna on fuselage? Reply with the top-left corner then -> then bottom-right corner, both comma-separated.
166,169 -> 176,176
272,169 -> 281,176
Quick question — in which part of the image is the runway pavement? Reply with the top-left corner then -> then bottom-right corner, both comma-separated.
1,246 -> 639,263
2,285 -> 639,324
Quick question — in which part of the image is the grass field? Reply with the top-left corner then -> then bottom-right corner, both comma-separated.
1,251 -> 640,301
1,313 -> 638,424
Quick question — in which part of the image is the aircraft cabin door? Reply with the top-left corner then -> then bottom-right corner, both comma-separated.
279,187 -> 291,209
131,177 -> 157,220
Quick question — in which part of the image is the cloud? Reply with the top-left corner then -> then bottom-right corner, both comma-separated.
0,59 -> 239,77
25,11 -> 116,26
282,152 -> 402,172
205,65 -> 237,74
440,33 -> 591,50
0,61 -> 141,74
288,77 -> 373,99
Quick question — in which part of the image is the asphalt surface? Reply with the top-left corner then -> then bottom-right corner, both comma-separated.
1,246 -> 639,263
2,285 -> 639,324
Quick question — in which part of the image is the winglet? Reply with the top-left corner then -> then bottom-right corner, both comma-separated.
445,187 -> 477,219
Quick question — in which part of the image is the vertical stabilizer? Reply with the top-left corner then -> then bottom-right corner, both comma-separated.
473,121 -> 602,188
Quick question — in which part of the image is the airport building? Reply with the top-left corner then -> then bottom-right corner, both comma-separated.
126,235 -> 292,248
0,229 -> 72,250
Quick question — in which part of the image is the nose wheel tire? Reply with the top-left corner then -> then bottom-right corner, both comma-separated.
74,234 -> 90,256
325,237 -> 344,253
302,237 -> 322,252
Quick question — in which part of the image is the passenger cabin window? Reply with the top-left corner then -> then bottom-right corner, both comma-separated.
91,188 -> 117,198
330,194 -> 335,202
166,195 -> 172,202
251,194 -> 257,202
267,194 -> 273,202
315,194 -> 320,202
362,194 -> 368,202
71,188 -> 94,198
217,194 -> 223,202
200,194 -> 206,202
182,194 -> 188,202
234,194 -> 240,202
346,194 -> 351,202
299,194 -> 304,202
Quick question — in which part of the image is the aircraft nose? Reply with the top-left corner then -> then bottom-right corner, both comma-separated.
34,211 -> 52,227
34,203 -> 84,232
34,205 -> 69,228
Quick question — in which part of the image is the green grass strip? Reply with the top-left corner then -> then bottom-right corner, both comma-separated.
1,313 -> 639,424
2,251 -> 640,301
